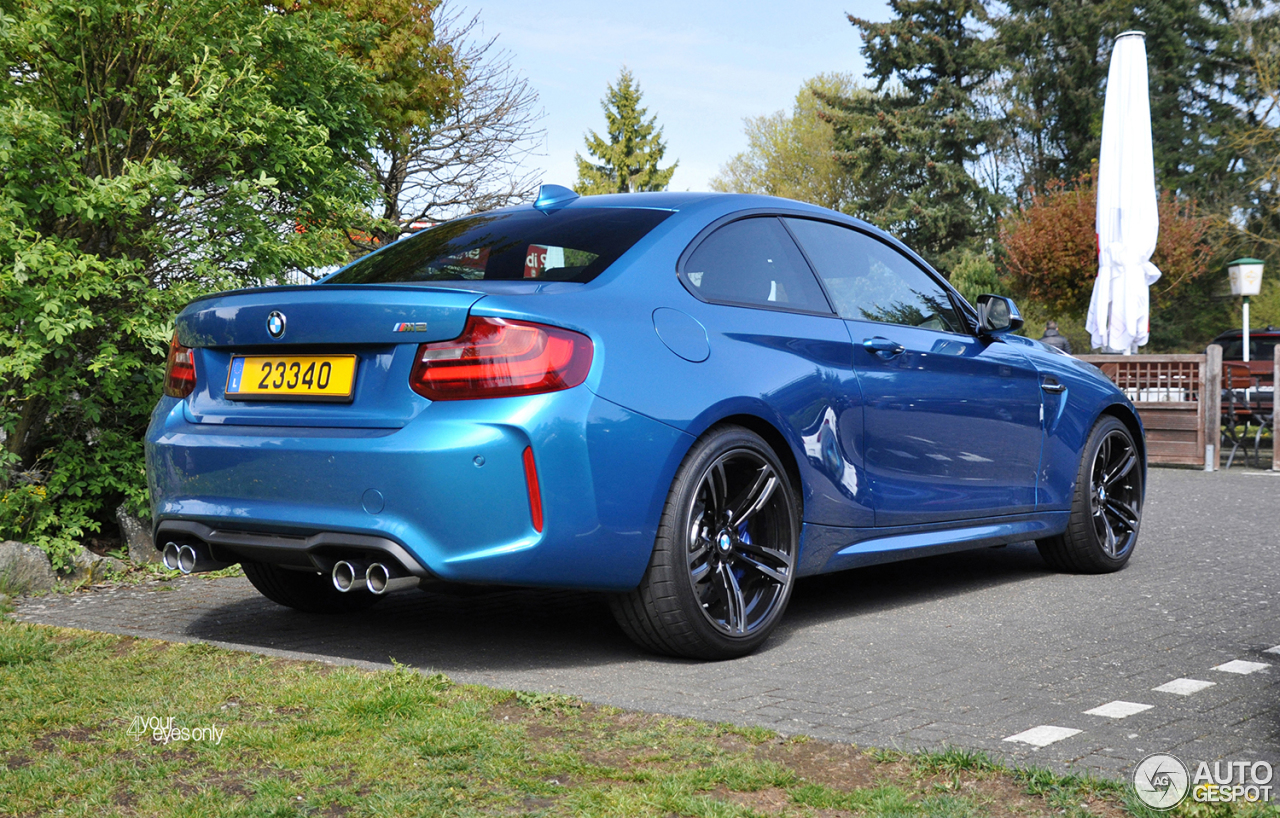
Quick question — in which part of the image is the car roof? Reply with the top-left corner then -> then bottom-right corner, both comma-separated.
1213,327 -> 1280,338
497,189 -> 876,228
535,190 -> 719,210
509,190 -> 928,272
553,190 -> 980,330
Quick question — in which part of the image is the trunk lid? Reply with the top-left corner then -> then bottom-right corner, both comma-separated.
176,284 -> 481,347
174,285 -> 484,428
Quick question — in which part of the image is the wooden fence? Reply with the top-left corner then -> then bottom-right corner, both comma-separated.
1078,351 -> 1219,469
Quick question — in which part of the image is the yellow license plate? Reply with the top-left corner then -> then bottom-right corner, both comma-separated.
226,355 -> 357,401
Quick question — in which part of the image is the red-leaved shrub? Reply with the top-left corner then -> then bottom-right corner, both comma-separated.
1000,170 -> 1213,321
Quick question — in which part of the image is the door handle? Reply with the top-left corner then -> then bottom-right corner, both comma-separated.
1041,378 -> 1066,393
863,337 -> 905,358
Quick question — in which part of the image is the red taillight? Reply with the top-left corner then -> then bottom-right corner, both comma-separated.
409,316 -> 593,401
522,446 -> 543,532
164,333 -> 196,398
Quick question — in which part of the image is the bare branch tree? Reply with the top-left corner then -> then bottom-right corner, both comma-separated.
1209,6 -> 1280,255
356,5 -> 544,253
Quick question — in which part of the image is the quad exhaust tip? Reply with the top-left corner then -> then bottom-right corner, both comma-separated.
162,541 -> 230,574
162,541 -> 182,571
332,561 -> 368,593
366,562 -> 420,595
333,561 -> 419,594
162,541 -> 418,589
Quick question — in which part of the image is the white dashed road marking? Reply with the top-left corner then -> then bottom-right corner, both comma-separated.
1212,660 -> 1271,675
1084,700 -> 1153,718
1264,645 -> 1280,655
1153,678 -> 1216,695
1003,726 -> 1082,747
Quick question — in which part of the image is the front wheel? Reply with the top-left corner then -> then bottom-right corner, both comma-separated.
1036,415 -> 1143,573
610,426 -> 799,660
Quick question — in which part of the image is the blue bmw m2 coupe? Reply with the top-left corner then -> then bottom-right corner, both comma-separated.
146,187 -> 1145,659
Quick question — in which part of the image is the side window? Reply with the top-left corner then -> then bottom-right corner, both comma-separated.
683,217 -> 832,314
784,218 -> 964,333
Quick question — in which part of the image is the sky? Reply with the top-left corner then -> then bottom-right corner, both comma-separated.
466,1 -> 891,193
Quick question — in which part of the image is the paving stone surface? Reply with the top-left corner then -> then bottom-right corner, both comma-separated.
14,467 -> 1280,779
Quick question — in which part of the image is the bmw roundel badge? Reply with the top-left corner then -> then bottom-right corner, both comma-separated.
266,311 -> 286,339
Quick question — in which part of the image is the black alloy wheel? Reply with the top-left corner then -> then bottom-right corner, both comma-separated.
1088,427 -> 1142,559
1037,415 -> 1142,573
685,448 -> 794,637
610,425 -> 799,659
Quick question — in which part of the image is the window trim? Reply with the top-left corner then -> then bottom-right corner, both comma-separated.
675,213 -> 836,317
678,209 -> 979,333
777,215 -> 980,337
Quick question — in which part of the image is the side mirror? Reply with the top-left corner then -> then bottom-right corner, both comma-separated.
976,294 -> 1023,335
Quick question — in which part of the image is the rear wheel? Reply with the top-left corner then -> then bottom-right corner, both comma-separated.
1036,415 -> 1142,573
242,562 -> 381,613
610,425 -> 799,660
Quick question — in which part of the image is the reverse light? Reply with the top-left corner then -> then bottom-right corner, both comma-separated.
164,333 -> 197,398
409,316 -> 593,401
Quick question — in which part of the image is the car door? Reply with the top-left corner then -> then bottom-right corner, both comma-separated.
678,215 -> 873,529
783,218 -> 1044,526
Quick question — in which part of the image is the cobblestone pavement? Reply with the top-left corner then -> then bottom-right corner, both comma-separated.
14,467 -> 1280,779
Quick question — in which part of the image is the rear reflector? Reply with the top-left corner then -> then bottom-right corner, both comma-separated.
409,316 -> 593,401
164,333 -> 197,398
522,446 -> 544,532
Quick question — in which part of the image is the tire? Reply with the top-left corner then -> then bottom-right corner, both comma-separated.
1036,415 -> 1143,573
610,425 -> 800,660
242,561 -> 381,613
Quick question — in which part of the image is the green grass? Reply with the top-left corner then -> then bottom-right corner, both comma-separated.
0,618 -> 1275,817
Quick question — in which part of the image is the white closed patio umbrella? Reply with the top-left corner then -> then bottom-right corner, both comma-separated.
1086,31 -> 1162,353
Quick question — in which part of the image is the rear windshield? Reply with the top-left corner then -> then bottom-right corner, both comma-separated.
324,208 -> 673,285
1220,337 -> 1279,361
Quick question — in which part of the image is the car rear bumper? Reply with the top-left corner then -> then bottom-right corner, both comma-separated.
145,387 -> 692,591
154,519 -> 426,577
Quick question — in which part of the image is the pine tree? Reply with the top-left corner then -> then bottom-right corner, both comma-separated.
821,0 -> 1003,270
575,68 -> 677,194
996,0 -> 1251,204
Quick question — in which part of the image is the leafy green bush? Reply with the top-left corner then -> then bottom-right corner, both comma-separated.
0,0 -> 383,565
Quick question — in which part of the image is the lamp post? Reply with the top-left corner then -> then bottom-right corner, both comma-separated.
1227,258 -> 1266,363
1228,258 -> 1266,408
